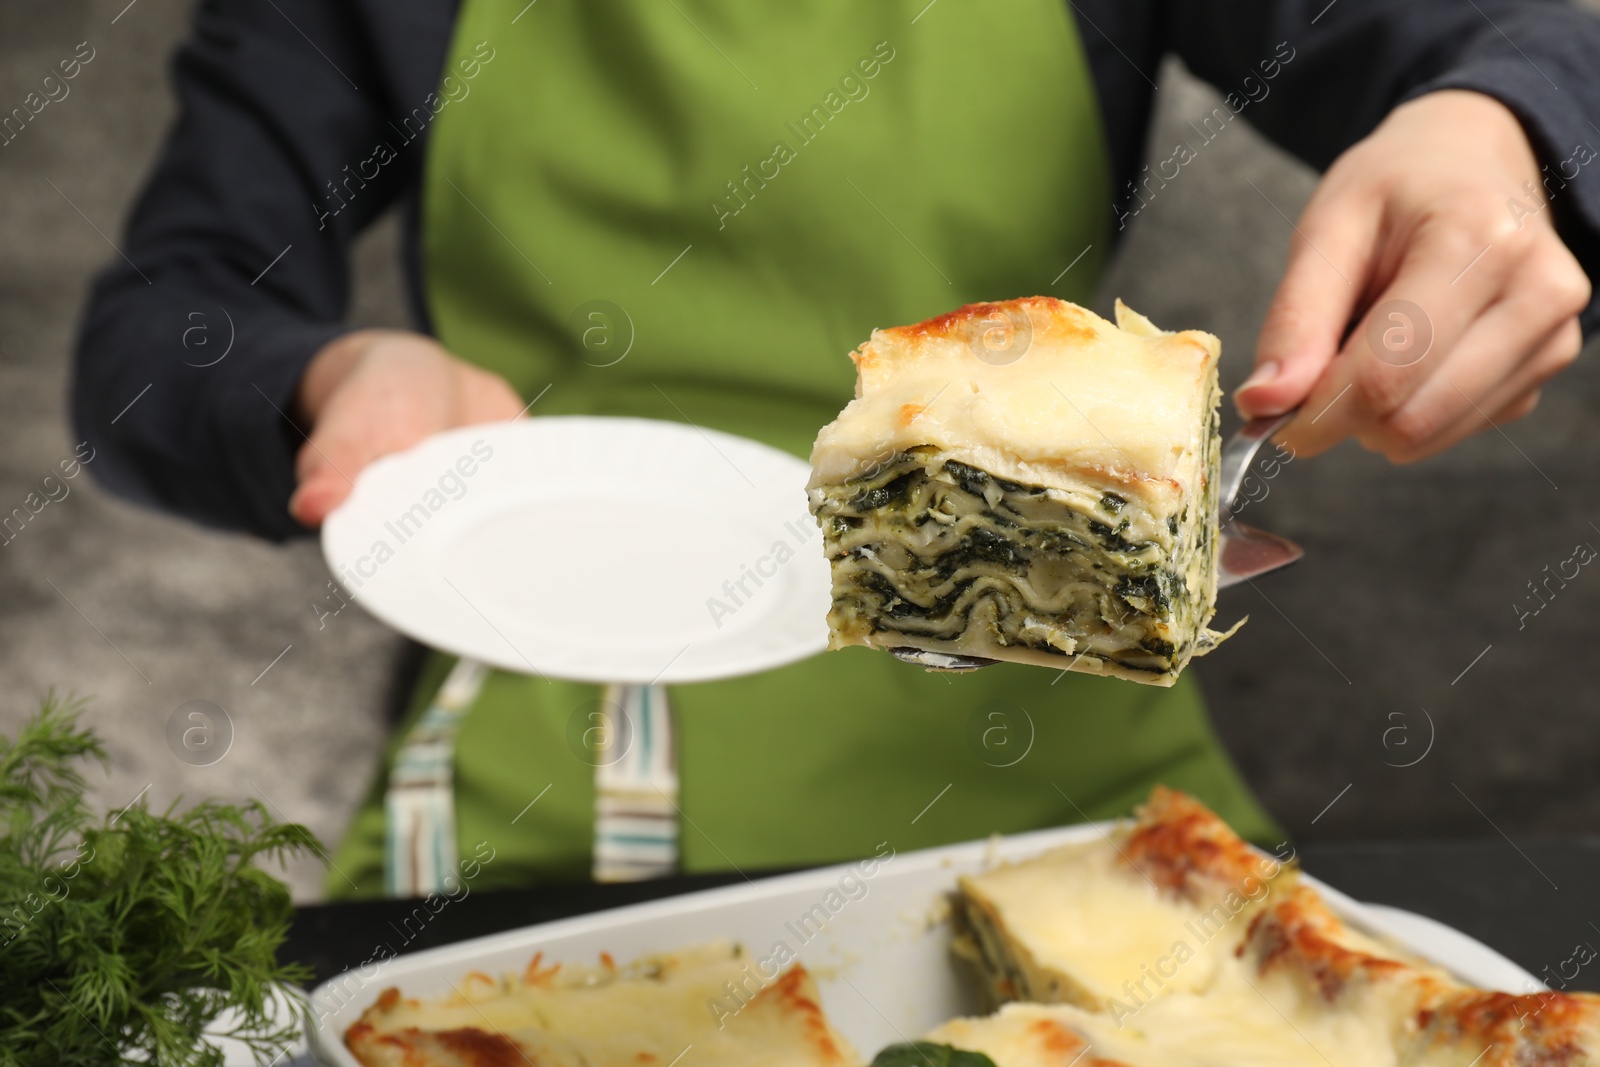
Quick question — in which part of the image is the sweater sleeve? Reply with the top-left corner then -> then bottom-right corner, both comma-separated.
71,0 -> 416,540
1161,0 -> 1600,334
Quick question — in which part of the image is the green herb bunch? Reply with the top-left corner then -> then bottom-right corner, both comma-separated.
0,696 -> 321,1066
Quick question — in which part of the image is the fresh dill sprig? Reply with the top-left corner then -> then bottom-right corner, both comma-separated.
0,695 -> 321,1066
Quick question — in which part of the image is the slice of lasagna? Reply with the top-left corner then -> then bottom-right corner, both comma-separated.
945,786 -> 1600,1067
345,941 -> 860,1067
922,990 -> 1600,1067
807,297 -> 1237,685
922,995 -> 1390,1067
952,787 -> 1289,1012
1238,885 -> 1600,1067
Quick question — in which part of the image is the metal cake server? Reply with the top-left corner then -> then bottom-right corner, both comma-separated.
889,409 -> 1305,671
1214,408 -> 1305,590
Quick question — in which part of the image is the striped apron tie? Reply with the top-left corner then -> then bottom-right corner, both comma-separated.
593,683 -> 679,882
384,664 -> 680,895
384,657 -> 487,897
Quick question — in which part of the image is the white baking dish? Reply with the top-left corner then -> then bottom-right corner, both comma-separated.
304,822 -> 1542,1065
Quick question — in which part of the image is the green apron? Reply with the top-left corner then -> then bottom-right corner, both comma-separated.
328,0 -> 1280,897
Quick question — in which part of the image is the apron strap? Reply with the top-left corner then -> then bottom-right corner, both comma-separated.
384,657 -> 487,897
385,666 -> 681,894
593,683 -> 680,882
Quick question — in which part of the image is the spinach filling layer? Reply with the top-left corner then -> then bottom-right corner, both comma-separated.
810,446 -> 1219,679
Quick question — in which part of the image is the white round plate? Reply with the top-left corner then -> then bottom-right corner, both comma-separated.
321,417 -> 831,684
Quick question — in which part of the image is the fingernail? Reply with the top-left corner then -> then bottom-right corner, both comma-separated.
1238,360 -> 1280,393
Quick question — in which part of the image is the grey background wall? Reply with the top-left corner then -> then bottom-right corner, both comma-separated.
2,0 -> 1597,900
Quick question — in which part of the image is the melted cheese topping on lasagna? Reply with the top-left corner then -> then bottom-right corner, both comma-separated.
930,986 -> 1399,1067
955,789 -> 1286,1010
960,841 -> 1237,1005
809,298 -> 1220,516
345,942 -> 859,1067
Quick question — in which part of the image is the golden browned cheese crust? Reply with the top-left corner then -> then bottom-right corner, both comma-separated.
1410,988 -> 1600,1066
1241,884 -> 1600,1066
343,946 -> 859,1067
811,297 -> 1220,503
1239,883 -> 1438,1005
1121,786 -> 1282,900
346,1021 -> 534,1067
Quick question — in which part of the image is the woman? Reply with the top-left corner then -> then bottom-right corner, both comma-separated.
73,0 -> 1600,896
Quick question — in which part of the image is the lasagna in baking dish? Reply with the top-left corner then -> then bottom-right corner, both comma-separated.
938,786 -> 1600,1067
344,941 -> 859,1067
807,297 -> 1237,685
952,787 -> 1289,1011
345,787 -> 1600,1067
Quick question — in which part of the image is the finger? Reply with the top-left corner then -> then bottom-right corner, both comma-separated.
1236,187 -> 1381,419
286,391 -> 399,528
1415,385 -> 1543,459
1470,316 -> 1583,418
1491,387 -> 1542,427
288,415 -> 369,526
298,366 -> 459,484
288,363 -> 524,528
1380,317 -> 1578,463
293,412 -> 386,487
288,457 -> 354,528
1275,232 -> 1508,458
1364,237 -> 1588,461
1371,297 -> 1574,463
461,366 -> 529,422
